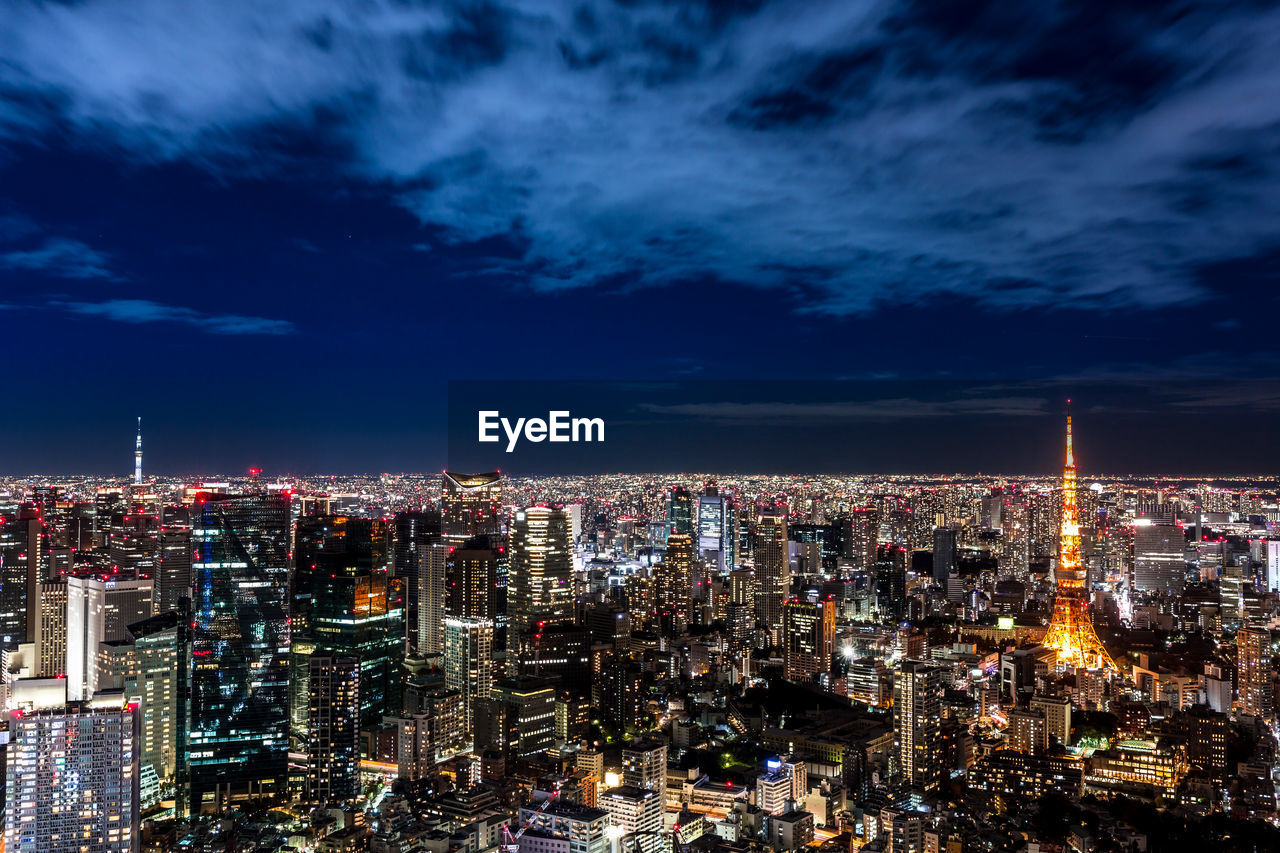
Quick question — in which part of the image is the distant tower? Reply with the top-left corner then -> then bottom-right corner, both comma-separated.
1042,402 -> 1118,671
134,417 -> 143,485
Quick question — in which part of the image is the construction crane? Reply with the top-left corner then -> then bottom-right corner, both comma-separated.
501,788 -> 560,853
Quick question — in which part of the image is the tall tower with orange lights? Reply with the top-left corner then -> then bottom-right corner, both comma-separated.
1042,403 -> 1118,671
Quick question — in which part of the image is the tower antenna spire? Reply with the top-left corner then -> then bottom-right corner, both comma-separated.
134,416 -> 143,485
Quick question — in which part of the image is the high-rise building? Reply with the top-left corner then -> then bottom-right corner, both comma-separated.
601,786 -> 664,853
186,492 -> 291,815
98,610 -> 189,783
1006,707 -> 1047,754
67,575 -> 154,701
444,616 -> 494,734
622,737 -> 668,805
306,651 -> 360,804
842,508 -> 880,573
1132,521 -> 1186,596
0,509 -> 45,646
155,519 -> 192,614
697,490 -> 735,573
782,598 -> 835,684
932,527 -> 958,585
479,677 -> 556,759
1029,694 -> 1072,750
34,580 -> 67,678
442,471 -> 502,545
418,537 -> 448,655
446,535 -> 498,620
392,509 -> 442,654
654,533 -> 694,635
754,511 -> 789,631
388,694 -> 470,781
665,486 -> 695,538
1266,540 -> 1280,593
4,696 -> 140,853
294,516 -> 403,730
1238,623 -> 1273,721
894,659 -> 944,794
509,507 -> 573,654
518,800 -> 611,853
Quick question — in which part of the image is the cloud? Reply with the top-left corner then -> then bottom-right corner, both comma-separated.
4,1 -> 1280,311
1,236 -> 114,279
54,299 -> 295,335
639,395 -> 1048,423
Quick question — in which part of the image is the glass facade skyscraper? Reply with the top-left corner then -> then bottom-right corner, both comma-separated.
294,515 -> 404,732
186,492 -> 291,815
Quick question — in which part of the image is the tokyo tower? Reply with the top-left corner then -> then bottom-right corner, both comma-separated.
1041,402 -> 1118,672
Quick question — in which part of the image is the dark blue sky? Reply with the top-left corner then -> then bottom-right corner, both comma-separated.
2,1 -> 1279,474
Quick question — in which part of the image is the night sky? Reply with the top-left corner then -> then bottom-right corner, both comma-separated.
2,1 -> 1279,475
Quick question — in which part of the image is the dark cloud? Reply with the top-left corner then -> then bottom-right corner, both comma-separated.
2,0 -> 1279,313
52,299 -> 296,335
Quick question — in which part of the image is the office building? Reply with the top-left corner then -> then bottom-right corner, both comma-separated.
509,507 -> 573,653
67,575 -> 154,700
600,786 -> 663,853
97,610 -> 188,782
307,651 -> 361,804
446,535 -> 498,620
186,492 -> 291,814
654,533 -> 694,635
754,511 -> 789,631
444,616 -> 494,734
893,659 -> 944,794
442,471 -> 502,545
4,696 -> 140,853
1132,521 -> 1186,596
782,598 -> 834,684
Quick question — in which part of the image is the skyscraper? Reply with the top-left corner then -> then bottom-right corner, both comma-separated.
444,615 -> 494,735
932,527 -> 958,585
442,471 -> 502,545
665,485 -> 695,538
98,609 -> 189,784
1132,521 -> 1186,596
1238,623 -> 1273,721
392,509 -> 442,653
446,535 -> 498,620
894,659 -> 944,794
5,696 -> 141,853
294,516 -> 404,730
782,598 -> 835,684
0,508 -> 45,646
67,575 -> 154,701
654,533 -> 694,635
754,511 -> 789,632
186,492 -> 291,814
306,651 -> 361,804
509,506 -> 573,654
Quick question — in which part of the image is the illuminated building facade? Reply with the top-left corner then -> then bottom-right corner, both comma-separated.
782,598 -> 834,684
5,697 -> 140,853
754,511 -> 789,631
442,471 -> 502,545
444,615 -> 494,735
509,506 -> 573,653
307,651 -> 360,804
186,492 -> 291,814
654,533 -> 694,635
894,659 -> 944,794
